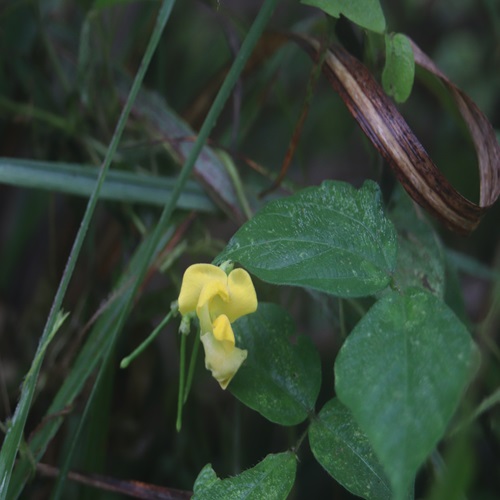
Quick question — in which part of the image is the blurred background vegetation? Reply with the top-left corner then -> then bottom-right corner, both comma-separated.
0,0 -> 499,498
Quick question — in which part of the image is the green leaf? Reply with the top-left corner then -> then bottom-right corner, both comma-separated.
193,464 -> 219,492
0,158 -> 217,212
230,303 -> 321,425
217,180 -> 397,298
389,187 -> 445,297
335,289 -> 479,498
309,398 -> 391,499
301,0 -> 386,34
382,33 -> 415,103
193,452 -> 297,500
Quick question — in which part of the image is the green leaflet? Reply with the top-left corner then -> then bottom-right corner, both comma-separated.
217,180 -> 398,298
335,288 -> 479,498
382,33 -> 415,103
230,303 -> 321,426
193,452 -> 297,500
309,398 -> 391,500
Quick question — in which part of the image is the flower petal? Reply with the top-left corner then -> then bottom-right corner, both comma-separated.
224,268 -> 258,322
197,302 -> 213,336
197,280 -> 228,310
196,280 -> 229,333
200,331 -> 247,390
178,264 -> 227,315
212,314 -> 235,344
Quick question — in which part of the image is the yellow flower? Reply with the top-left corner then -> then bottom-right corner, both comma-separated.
178,263 -> 257,389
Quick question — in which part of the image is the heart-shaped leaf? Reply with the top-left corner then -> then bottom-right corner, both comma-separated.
217,180 -> 397,298
193,452 -> 297,499
230,303 -> 321,426
335,288 -> 479,498
309,398 -> 391,499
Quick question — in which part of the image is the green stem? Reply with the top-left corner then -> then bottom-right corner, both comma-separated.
120,309 -> 175,369
449,386 -> 500,436
218,149 -> 253,220
292,425 -> 310,454
183,332 -> 201,404
176,333 -> 188,432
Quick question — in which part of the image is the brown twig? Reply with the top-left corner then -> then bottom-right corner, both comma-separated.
36,462 -> 192,499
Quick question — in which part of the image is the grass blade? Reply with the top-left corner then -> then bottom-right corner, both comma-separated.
0,158 -> 216,212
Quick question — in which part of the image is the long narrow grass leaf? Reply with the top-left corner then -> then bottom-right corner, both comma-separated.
0,158 -> 216,212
